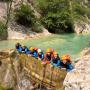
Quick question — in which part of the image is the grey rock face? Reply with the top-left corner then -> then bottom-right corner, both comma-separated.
64,49 -> 90,90
0,2 -> 6,21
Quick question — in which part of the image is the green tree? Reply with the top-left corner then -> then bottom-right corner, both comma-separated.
15,4 -> 35,27
37,0 -> 74,33
0,21 -> 8,40
15,4 -> 43,33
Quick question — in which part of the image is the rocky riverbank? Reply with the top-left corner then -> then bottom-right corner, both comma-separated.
64,48 -> 90,90
8,21 -> 51,40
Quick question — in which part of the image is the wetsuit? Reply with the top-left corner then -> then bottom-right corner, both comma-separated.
38,53 -> 44,60
16,45 -> 22,53
51,56 -> 61,67
60,61 -> 73,72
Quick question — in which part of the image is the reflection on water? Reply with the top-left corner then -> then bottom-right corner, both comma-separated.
0,34 -> 90,59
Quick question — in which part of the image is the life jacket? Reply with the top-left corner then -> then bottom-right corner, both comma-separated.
60,61 -> 73,71
45,54 -> 52,61
16,45 -> 21,50
31,50 -> 38,58
38,53 -> 44,60
25,48 -> 31,54
52,56 -> 60,64
16,45 -> 22,53
22,48 -> 26,53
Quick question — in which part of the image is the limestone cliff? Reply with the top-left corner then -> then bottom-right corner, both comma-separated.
64,48 -> 90,90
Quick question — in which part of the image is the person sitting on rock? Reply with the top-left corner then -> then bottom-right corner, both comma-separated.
37,48 -> 44,60
42,48 -> 54,64
61,54 -> 74,72
29,47 -> 38,58
22,46 -> 30,54
51,51 -> 61,67
21,46 -> 27,54
15,43 -> 22,53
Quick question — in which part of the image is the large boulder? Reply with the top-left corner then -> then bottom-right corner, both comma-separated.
64,48 -> 90,90
74,21 -> 90,34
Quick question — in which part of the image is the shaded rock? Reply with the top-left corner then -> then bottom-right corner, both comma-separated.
64,49 -> 90,90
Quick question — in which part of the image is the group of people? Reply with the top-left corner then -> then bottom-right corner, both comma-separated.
15,43 -> 74,72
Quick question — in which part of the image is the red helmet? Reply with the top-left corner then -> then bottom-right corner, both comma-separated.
34,47 -> 38,51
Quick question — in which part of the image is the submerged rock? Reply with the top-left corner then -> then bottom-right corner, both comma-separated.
64,48 -> 90,90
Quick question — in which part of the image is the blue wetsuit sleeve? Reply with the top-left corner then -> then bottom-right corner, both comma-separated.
41,54 -> 44,60
66,63 -> 74,72
32,52 -> 38,58
25,49 -> 31,54
51,60 -> 60,67
17,46 -> 22,53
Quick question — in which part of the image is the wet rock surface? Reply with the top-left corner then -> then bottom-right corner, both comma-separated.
64,48 -> 90,90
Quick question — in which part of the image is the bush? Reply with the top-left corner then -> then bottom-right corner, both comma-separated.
32,21 -> 43,33
15,4 -> 43,33
0,21 -> 8,40
37,0 -> 74,33
42,12 -> 74,33
15,4 -> 35,27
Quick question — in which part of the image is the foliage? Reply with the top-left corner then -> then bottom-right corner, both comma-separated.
37,0 -> 74,33
15,4 -> 42,33
72,1 -> 90,18
0,21 -> 7,40
35,0 -> 90,33
32,21 -> 43,33
15,4 -> 35,27
0,84 -> 5,90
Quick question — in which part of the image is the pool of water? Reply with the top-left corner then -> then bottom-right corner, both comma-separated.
0,33 -> 90,59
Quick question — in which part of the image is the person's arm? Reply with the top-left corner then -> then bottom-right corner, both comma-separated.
42,54 -> 46,61
66,63 -> 74,72
41,54 -> 44,60
32,52 -> 38,58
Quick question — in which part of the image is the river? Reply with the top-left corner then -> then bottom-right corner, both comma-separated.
0,33 -> 90,59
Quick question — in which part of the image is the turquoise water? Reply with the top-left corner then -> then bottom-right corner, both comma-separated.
0,34 -> 90,58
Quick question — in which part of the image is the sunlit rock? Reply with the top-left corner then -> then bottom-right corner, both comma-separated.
64,48 -> 90,90
74,21 -> 90,34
